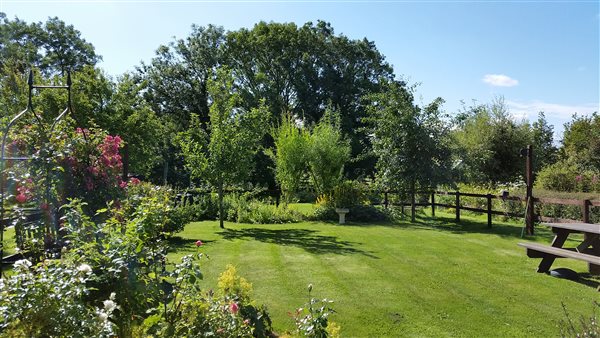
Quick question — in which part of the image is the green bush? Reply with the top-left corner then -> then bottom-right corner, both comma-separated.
536,160 -> 600,193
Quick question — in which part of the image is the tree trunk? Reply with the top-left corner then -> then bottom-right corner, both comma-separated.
163,159 -> 169,185
218,182 -> 224,229
411,180 -> 416,223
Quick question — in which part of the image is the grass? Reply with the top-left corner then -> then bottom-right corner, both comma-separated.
167,207 -> 599,337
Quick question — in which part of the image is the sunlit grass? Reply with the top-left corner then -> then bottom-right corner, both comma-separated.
167,207 -> 598,337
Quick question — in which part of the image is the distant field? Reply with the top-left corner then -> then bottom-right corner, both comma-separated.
168,208 -> 598,337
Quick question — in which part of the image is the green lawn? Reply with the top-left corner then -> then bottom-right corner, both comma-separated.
167,209 -> 599,337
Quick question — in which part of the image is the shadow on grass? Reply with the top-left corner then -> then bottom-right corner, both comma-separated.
216,228 -> 378,258
388,212 -> 558,241
167,236 -> 217,254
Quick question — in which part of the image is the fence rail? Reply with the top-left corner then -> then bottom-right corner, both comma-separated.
378,190 -> 599,228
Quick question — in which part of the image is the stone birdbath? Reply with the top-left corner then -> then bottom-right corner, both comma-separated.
335,208 -> 349,224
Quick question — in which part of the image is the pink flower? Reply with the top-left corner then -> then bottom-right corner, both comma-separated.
195,240 -> 203,247
119,180 -> 128,189
76,127 -> 83,134
229,302 -> 239,314
15,194 -> 27,204
244,319 -> 250,325
129,177 -> 141,186
576,175 -> 583,182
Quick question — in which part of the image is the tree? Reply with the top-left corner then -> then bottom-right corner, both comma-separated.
531,112 -> 557,176
177,68 -> 268,228
0,14 -> 99,76
366,80 -> 452,221
271,115 -> 310,201
561,112 -> 600,172
307,109 -> 351,196
451,98 -> 530,184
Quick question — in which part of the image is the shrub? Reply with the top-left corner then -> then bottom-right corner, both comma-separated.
0,259 -> 117,337
290,284 -> 338,338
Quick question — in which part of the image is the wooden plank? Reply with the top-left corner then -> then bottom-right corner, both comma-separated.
518,242 -> 600,265
542,222 -> 600,235
535,197 -> 582,206
460,206 -> 487,213
538,216 -> 582,224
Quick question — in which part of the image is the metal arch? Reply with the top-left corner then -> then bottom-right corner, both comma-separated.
0,69 -> 73,274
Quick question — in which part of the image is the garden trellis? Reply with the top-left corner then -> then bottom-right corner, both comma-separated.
0,70 -> 73,273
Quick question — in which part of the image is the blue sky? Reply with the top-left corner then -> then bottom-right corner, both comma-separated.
1,0 -> 598,140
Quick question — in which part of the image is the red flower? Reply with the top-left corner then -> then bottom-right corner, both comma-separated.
229,302 -> 239,314
129,177 -> 141,185
15,194 -> 27,204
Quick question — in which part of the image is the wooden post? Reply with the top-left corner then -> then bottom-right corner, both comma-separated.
455,191 -> 460,223
384,192 -> 389,209
582,199 -> 590,223
580,199 -> 598,274
524,145 -> 535,235
487,194 -> 492,228
431,192 -> 435,217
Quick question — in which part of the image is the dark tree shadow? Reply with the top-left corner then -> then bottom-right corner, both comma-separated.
216,228 -> 378,258
398,213 -> 560,241
167,236 -> 217,254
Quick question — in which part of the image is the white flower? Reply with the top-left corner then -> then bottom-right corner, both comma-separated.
77,264 -> 92,274
14,247 -> 20,253
98,311 -> 109,322
13,259 -> 32,270
103,299 -> 117,312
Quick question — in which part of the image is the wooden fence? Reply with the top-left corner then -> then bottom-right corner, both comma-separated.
376,190 -> 599,230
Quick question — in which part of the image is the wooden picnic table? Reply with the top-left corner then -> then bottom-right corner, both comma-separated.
518,222 -> 600,276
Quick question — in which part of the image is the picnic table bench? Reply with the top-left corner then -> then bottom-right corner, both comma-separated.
518,222 -> 600,278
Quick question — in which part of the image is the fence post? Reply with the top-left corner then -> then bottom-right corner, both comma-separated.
524,145 -> 535,235
487,194 -> 492,228
384,192 -> 389,209
455,191 -> 460,223
583,199 -> 590,223
431,192 -> 435,217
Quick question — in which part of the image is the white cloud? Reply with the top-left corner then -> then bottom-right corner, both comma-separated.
506,100 -> 599,142
506,100 -> 599,121
482,74 -> 519,87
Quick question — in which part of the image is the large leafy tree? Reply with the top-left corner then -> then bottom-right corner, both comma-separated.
178,68 -> 268,228
561,112 -> 600,172
0,13 -> 99,76
366,80 -> 452,208
451,98 -> 531,184
307,109 -> 351,196
531,112 -> 557,176
271,115 -> 310,201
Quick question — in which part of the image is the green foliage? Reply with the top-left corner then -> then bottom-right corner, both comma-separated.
272,114 -> 310,201
531,112 -> 558,175
178,67 -> 269,227
0,259 -> 117,337
536,160 -> 600,193
307,109 -> 351,196
291,284 -> 337,338
451,98 -> 531,184
0,14 -> 100,76
562,112 -> 600,172
365,81 -> 452,193
329,180 -> 367,208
